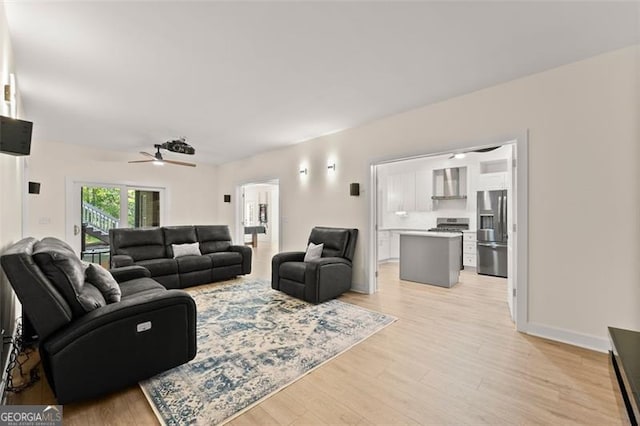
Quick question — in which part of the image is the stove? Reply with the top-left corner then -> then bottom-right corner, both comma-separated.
427,218 -> 469,270
427,218 -> 470,233
427,227 -> 466,232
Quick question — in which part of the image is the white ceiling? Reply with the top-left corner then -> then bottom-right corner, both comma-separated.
5,1 -> 639,165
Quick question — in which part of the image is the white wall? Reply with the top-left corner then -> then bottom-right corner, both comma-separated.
25,140 -> 218,241
215,45 -> 640,347
0,1 -> 23,384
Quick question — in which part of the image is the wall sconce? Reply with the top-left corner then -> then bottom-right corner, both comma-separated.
299,166 -> 308,175
5,74 -> 17,118
327,162 -> 336,172
28,182 -> 41,194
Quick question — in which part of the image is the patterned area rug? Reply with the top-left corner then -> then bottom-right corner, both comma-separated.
140,279 -> 395,425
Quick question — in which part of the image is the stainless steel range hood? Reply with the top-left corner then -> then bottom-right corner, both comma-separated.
431,167 -> 467,200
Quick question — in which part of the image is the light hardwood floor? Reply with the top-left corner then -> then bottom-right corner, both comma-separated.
8,242 -> 627,424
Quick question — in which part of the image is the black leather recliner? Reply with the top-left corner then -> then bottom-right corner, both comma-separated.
272,227 -> 358,303
0,237 -> 197,404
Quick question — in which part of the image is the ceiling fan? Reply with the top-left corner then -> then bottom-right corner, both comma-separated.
129,139 -> 196,167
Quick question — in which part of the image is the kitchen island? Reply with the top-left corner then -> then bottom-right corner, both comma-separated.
399,231 -> 462,288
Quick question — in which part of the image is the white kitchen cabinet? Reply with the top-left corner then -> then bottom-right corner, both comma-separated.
386,173 -> 416,212
377,231 -> 390,261
463,254 -> 477,268
390,231 -> 400,259
463,241 -> 475,253
462,230 -> 477,268
402,174 -> 416,212
386,174 -> 402,212
415,170 -> 431,212
477,173 -> 507,191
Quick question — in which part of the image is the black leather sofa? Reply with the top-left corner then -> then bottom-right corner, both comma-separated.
272,227 -> 358,303
109,225 -> 251,289
0,237 -> 197,404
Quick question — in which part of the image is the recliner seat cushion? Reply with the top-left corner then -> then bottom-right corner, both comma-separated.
32,237 -> 102,315
207,252 -> 242,268
196,226 -> 232,253
136,258 -> 179,276
308,228 -> 350,258
119,277 -> 166,298
279,261 -> 306,283
111,228 -> 165,261
176,255 -> 212,273
77,284 -> 107,310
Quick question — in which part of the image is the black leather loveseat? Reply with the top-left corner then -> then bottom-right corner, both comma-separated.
0,237 -> 197,404
109,225 -> 251,289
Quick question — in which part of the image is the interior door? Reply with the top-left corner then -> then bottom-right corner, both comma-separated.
506,144 -> 516,321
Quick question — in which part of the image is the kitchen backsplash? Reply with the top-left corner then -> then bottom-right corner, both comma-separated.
382,209 -> 476,231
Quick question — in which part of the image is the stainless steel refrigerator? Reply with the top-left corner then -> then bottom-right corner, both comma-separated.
476,190 -> 508,277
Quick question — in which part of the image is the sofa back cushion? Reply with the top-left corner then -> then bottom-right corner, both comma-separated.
196,225 -> 231,253
163,226 -> 197,258
0,237 -> 74,340
308,227 -> 358,261
110,228 -> 166,261
32,237 -> 106,316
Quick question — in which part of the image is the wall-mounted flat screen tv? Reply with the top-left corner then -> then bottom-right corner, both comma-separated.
0,115 -> 33,156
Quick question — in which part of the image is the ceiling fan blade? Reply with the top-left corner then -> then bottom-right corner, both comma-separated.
140,151 -> 156,158
164,159 -> 196,167
128,160 -> 155,163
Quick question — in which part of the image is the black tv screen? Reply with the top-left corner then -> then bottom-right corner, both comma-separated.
0,115 -> 33,156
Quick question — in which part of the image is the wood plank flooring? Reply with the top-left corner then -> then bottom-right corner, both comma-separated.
7,243 -> 627,424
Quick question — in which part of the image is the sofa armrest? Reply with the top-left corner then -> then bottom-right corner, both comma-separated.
43,289 -> 196,355
40,289 -> 197,403
109,265 -> 150,283
229,245 -> 252,275
273,251 -> 306,264
304,257 -> 353,303
271,251 -> 305,290
111,254 -> 134,268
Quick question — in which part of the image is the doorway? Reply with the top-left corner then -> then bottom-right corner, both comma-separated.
370,136 -> 528,331
66,181 -> 165,266
237,180 -> 280,253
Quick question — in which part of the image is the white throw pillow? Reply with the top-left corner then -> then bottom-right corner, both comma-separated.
304,242 -> 324,262
172,242 -> 201,258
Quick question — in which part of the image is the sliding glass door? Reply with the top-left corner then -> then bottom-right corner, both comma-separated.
67,181 -> 164,263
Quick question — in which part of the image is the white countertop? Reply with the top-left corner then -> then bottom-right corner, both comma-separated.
379,228 -> 429,232
398,231 -> 462,239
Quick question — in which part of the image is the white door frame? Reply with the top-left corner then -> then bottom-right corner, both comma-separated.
65,178 -> 167,254
234,179 -> 281,252
368,131 -> 529,332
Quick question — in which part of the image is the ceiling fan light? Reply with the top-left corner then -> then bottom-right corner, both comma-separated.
153,160 -> 164,166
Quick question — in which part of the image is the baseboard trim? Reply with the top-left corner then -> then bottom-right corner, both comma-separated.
526,322 -> 610,353
350,283 -> 368,294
